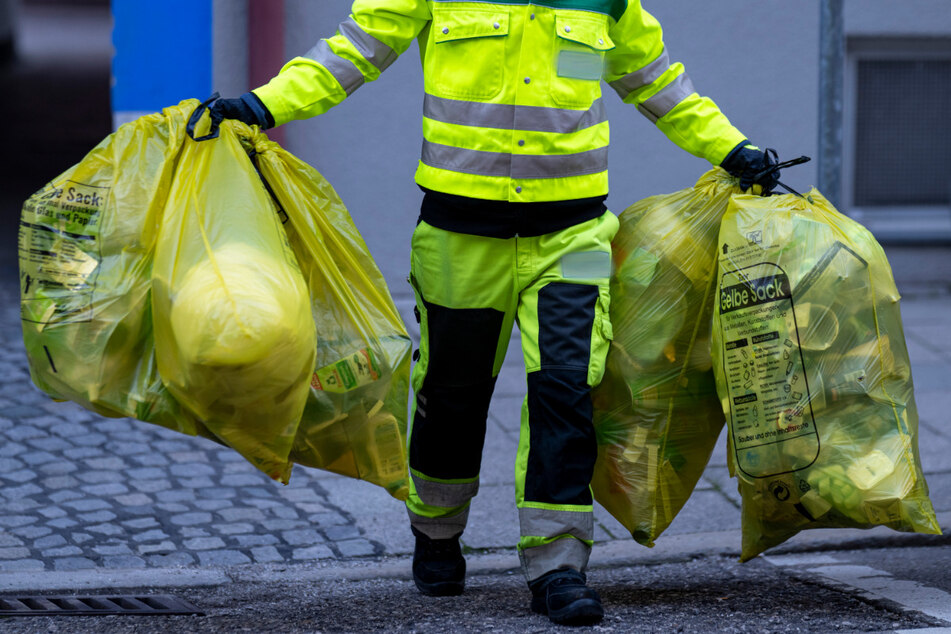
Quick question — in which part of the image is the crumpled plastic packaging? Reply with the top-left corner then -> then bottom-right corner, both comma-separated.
592,168 -> 740,546
246,125 -> 412,499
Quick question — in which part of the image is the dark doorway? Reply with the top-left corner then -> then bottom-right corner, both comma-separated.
1,0 -> 112,271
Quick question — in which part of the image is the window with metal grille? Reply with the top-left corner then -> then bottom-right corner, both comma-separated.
853,59 -> 951,207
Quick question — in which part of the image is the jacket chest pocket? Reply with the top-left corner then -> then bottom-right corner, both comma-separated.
550,15 -> 614,108
426,7 -> 510,100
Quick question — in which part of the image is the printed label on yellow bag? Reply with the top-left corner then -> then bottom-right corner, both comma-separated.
19,180 -> 106,325
311,348 -> 381,393
718,262 -> 820,478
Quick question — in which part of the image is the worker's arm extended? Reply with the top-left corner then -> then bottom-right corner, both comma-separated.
251,0 -> 431,127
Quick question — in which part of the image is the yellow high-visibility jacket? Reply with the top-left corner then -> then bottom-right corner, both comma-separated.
254,0 -> 747,203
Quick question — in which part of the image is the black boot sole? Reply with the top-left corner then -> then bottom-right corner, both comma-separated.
414,577 -> 465,597
533,598 -> 604,626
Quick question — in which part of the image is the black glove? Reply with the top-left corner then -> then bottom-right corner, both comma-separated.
721,142 -> 780,194
208,92 -> 275,130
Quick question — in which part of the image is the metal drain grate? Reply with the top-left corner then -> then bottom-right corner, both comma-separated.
0,594 -> 203,616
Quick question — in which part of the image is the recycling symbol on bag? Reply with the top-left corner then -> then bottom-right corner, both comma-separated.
769,480 -> 791,502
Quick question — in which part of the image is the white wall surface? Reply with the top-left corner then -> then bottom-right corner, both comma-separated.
244,2 -> 821,294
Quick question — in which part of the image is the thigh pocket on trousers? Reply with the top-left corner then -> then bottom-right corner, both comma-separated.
587,286 -> 613,388
421,298 -> 505,386
410,295 -> 505,480
537,282 -> 600,372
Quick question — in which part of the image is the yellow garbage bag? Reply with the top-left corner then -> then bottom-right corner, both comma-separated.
19,100 -> 201,434
21,98 -> 411,499
239,124 -> 412,500
151,116 -> 317,483
592,168 -> 740,546
711,189 -> 941,561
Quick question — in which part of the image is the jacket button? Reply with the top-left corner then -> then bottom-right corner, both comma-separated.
515,186 -> 522,193
518,139 -> 525,146
564,25 -> 571,33
530,13 -> 535,20
442,27 -> 449,34
598,38 -> 604,45
493,22 -> 500,29
524,77 -> 531,84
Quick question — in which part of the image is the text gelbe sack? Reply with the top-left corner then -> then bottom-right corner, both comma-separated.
19,101 -> 200,434
151,116 -> 317,483
711,190 -> 940,560
592,169 -> 739,545
235,122 -> 412,500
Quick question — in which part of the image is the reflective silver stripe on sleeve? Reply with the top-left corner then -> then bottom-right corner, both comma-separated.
338,16 -> 398,72
637,73 -> 697,123
302,39 -> 365,95
411,471 -> 479,508
424,94 -> 606,134
608,48 -> 670,100
421,141 -> 608,179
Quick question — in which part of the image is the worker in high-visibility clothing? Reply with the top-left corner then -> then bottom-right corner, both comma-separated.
212,0 -> 781,625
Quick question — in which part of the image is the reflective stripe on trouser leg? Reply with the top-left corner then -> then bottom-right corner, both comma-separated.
405,221 -> 516,540
518,504 -> 595,581
513,212 -> 617,581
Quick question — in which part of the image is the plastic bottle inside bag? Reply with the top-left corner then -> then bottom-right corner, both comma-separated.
365,402 -> 407,485
295,345 -> 408,492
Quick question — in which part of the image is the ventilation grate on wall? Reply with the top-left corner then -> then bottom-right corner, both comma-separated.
854,58 -> 951,207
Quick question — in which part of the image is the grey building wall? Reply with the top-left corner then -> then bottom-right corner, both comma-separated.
212,0 -> 249,99
845,0 -> 951,35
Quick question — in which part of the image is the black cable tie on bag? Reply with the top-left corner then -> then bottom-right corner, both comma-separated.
186,92 -> 222,142
246,148 -> 290,225
755,149 -> 812,198
775,180 -> 806,198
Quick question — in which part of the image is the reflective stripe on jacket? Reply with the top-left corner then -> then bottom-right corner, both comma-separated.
253,0 -> 747,203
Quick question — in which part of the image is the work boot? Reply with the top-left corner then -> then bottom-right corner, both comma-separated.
529,568 -> 604,626
411,526 -> 465,596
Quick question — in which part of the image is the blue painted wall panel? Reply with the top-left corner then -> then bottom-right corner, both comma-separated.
112,0 -> 213,112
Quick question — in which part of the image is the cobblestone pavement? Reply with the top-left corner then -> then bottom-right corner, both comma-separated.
0,276 -> 395,573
